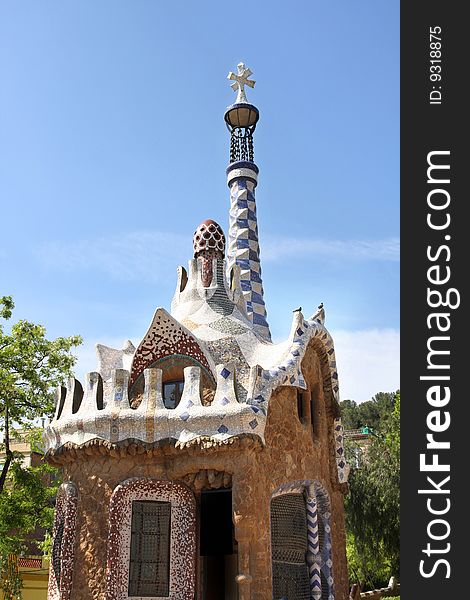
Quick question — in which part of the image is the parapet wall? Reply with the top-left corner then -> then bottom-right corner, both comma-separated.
44,363 -> 266,453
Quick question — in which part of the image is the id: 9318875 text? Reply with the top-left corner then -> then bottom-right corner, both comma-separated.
429,26 -> 443,105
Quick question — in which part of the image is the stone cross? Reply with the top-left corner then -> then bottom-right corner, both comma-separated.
227,62 -> 255,104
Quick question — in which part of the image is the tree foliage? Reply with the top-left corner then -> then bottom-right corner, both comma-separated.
0,457 -> 61,599
0,296 -> 81,597
340,392 -> 396,432
0,459 -> 60,555
0,295 -> 82,490
344,391 -> 400,589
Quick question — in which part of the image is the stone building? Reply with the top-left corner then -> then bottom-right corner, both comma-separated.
44,63 -> 350,600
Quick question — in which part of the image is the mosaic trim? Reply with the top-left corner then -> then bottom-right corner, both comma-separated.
96,340 -> 136,382
130,308 -> 214,388
226,167 -> 259,186
333,418 -> 350,483
209,316 -> 249,335
44,308 -> 340,453
315,483 -> 335,600
206,260 -> 236,316
226,160 -> 260,175
106,478 -> 196,600
226,160 -> 259,185
44,362 -> 266,451
205,336 -> 250,403
226,172 -> 271,341
47,482 -> 78,600
305,491 -> 321,600
246,311 -> 339,408
271,480 -> 335,600
171,257 -> 247,331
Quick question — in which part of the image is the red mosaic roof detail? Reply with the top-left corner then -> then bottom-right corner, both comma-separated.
193,220 -> 225,257
130,309 -> 212,389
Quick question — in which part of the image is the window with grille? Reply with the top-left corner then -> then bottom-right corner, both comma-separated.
128,500 -> 171,597
270,493 -> 310,600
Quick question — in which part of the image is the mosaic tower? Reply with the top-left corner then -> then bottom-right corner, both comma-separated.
225,63 -> 271,341
44,63 -> 350,600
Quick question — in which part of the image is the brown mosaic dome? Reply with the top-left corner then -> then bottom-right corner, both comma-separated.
193,219 -> 226,257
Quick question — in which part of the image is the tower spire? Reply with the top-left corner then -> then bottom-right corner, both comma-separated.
224,62 -> 271,341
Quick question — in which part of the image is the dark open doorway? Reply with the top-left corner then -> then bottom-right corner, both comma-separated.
200,488 -> 237,599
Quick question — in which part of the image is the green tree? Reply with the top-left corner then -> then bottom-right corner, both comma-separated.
357,392 -> 396,432
338,399 -> 362,430
0,295 -> 82,491
0,456 -> 61,599
340,392 -> 396,432
0,296 -> 81,597
0,459 -> 61,555
345,391 -> 400,590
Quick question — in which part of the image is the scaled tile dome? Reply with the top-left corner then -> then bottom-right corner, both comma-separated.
193,219 -> 226,257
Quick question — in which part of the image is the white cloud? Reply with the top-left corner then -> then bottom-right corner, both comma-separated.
331,328 -> 400,403
36,231 -> 399,282
262,236 -> 399,263
37,231 -> 189,283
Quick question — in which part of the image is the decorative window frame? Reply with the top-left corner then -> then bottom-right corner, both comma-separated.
106,478 -> 196,600
48,482 -> 78,600
271,480 -> 335,600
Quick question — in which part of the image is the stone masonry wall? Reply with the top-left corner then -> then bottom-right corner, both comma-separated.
50,343 -> 348,600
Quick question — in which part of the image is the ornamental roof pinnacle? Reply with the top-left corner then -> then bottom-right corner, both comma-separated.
227,62 -> 255,104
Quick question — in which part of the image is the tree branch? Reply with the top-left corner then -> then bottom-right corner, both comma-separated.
0,406 -> 12,493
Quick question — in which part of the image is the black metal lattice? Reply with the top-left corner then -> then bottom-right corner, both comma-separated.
128,500 -> 171,597
230,128 -> 255,163
271,493 -> 310,600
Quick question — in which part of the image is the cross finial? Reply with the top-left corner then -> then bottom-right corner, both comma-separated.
227,62 -> 255,104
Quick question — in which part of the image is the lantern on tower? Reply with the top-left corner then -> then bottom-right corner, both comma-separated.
224,62 -> 259,163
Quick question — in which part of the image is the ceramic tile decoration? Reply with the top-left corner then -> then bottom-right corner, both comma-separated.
47,482 -> 78,600
272,480 -> 335,600
45,62 -> 350,600
334,418 -> 350,484
44,289 -> 342,450
226,162 -> 271,340
43,305 -> 342,451
106,478 -> 196,600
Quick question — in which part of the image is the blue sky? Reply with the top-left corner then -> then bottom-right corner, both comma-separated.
0,1 -> 399,402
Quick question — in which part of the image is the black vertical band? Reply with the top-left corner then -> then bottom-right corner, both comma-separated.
401,2 -> 467,596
